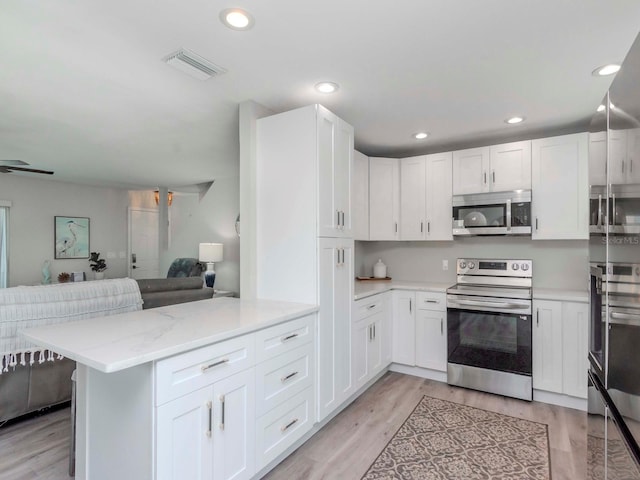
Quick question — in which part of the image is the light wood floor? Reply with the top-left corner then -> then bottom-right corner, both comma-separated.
0,372 -> 586,480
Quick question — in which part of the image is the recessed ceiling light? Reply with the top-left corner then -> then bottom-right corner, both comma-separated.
597,104 -> 606,112
592,64 -> 621,76
413,132 -> 429,140
315,82 -> 339,94
505,116 -> 525,125
220,8 -> 254,30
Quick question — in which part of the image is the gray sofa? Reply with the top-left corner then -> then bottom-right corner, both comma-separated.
0,277 -> 214,423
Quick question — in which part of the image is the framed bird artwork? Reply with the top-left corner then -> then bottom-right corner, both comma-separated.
54,216 -> 90,259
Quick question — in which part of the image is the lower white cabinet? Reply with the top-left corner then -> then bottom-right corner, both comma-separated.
352,293 -> 390,390
532,299 -> 588,398
415,292 -> 447,372
392,291 -> 416,365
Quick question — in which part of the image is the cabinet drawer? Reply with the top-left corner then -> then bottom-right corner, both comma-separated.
155,334 -> 254,406
354,294 -> 386,322
255,387 -> 314,470
256,343 -> 314,417
255,314 -> 315,362
416,291 -> 446,312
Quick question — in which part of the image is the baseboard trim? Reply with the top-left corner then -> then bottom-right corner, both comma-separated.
533,389 -> 587,411
388,363 -> 447,383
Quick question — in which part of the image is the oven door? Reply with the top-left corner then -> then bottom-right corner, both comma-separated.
447,299 -> 532,376
589,266 -> 606,384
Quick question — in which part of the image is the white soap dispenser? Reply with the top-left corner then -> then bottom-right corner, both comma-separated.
373,259 -> 387,279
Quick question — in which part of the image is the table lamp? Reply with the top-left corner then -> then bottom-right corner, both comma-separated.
199,243 -> 223,288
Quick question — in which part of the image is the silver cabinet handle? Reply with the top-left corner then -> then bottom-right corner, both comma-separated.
622,160 -> 625,174
368,324 -> 372,341
367,304 -> 377,309
219,394 -> 225,430
427,222 -> 430,233
281,418 -> 299,432
492,171 -> 496,183
631,159 -> 634,173
395,222 -> 398,233
341,211 -> 345,229
536,308 -> 540,326
206,401 -> 212,438
281,333 -> 299,342
426,299 -> 439,304
373,323 -> 376,339
440,318 -> 443,335
421,222 -> 423,233
281,371 -> 299,383
409,298 -> 412,314
535,218 -> 539,231
484,171 -> 487,184
336,210 -> 340,228
202,358 -> 229,372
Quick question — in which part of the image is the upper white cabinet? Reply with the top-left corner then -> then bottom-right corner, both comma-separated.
589,131 -> 607,186
531,133 -> 589,240
317,108 -> 354,238
400,153 -> 453,241
352,150 -> 370,240
589,128 -> 640,186
369,157 -> 400,240
452,141 -> 531,195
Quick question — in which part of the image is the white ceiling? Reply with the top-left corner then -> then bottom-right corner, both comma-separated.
1,1 -> 640,189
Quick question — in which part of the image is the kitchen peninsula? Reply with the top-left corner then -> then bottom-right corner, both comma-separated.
21,297 -> 318,480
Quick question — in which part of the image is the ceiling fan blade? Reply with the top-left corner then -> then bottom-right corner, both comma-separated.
6,166 -> 54,175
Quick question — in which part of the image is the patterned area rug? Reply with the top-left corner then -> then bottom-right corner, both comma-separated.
362,395 -> 550,480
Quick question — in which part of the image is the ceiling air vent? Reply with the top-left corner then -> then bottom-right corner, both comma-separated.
163,48 -> 227,80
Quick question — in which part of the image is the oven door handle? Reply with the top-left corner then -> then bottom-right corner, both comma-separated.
610,311 -> 640,327
449,299 -> 529,310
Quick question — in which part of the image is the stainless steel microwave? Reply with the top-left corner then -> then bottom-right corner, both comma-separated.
452,190 -> 532,236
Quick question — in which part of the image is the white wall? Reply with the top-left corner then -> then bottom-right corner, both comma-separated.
0,175 -> 130,286
356,237 -> 589,290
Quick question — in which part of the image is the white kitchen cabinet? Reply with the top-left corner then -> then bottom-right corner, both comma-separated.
453,141 -> 531,195
353,150 -> 370,240
317,237 -> 354,421
392,290 -> 416,366
531,133 -> 589,240
532,299 -> 588,399
609,129 -> 628,185
352,293 -> 388,390
626,128 -> 640,184
317,108 -> 354,238
561,302 -> 589,399
156,368 -> 255,480
589,131 -> 607,186
400,153 -> 453,241
369,157 -> 400,240
157,387 -> 214,480
415,292 -> 447,372
533,300 -> 563,392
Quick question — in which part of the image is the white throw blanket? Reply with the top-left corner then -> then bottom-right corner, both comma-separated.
0,278 -> 143,372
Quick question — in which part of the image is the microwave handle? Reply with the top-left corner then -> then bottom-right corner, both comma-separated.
506,199 -> 512,230
597,194 -> 602,227
610,311 -> 640,327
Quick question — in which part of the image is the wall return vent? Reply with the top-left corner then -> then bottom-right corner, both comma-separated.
163,48 -> 227,80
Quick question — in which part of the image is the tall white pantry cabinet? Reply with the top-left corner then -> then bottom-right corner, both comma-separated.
256,104 -> 355,423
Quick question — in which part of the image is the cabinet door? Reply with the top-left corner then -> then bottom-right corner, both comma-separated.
562,302 -> 589,399
335,118 -> 354,236
489,140 -> 531,192
400,156 -> 426,240
369,158 -> 400,240
415,309 -> 447,372
452,147 -> 490,195
589,131 -> 607,186
626,128 -> 640,184
531,133 -> 589,240
425,152 -> 453,240
157,387 -> 213,480
352,319 -> 370,390
317,238 -> 353,422
532,300 -> 563,393
213,369 -> 255,480
317,107 -> 339,237
392,291 -> 416,366
368,312 -> 384,377
352,150 -> 370,240
609,129 -> 628,185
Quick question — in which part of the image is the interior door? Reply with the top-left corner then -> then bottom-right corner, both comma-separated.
128,208 -> 159,279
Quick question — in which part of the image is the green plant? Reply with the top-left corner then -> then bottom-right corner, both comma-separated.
89,252 -> 107,272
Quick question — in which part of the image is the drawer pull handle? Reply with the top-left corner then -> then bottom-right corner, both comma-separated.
201,358 -> 229,372
281,418 -> 299,432
425,299 -> 439,304
367,304 -> 377,309
281,371 -> 299,383
206,401 -> 212,438
281,333 -> 299,342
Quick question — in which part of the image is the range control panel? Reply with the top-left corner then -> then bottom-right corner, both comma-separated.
457,258 -> 532,277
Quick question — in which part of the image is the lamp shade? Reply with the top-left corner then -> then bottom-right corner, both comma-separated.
199,243 -> 223,263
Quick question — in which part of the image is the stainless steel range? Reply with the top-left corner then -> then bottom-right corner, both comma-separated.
446,258 -> 533,401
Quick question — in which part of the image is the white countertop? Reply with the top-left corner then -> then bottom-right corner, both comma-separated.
21,297 -> 318,374
354,280 -> 452,300
533,288 -> 589,303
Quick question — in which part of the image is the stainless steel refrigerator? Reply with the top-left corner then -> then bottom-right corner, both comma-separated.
588,32 -> 640,479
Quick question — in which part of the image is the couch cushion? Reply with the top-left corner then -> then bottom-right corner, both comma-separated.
141,289 -> 214,309
136,277 -> 203,294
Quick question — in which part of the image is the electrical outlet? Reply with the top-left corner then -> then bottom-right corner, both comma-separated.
442,260 -> 448,271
